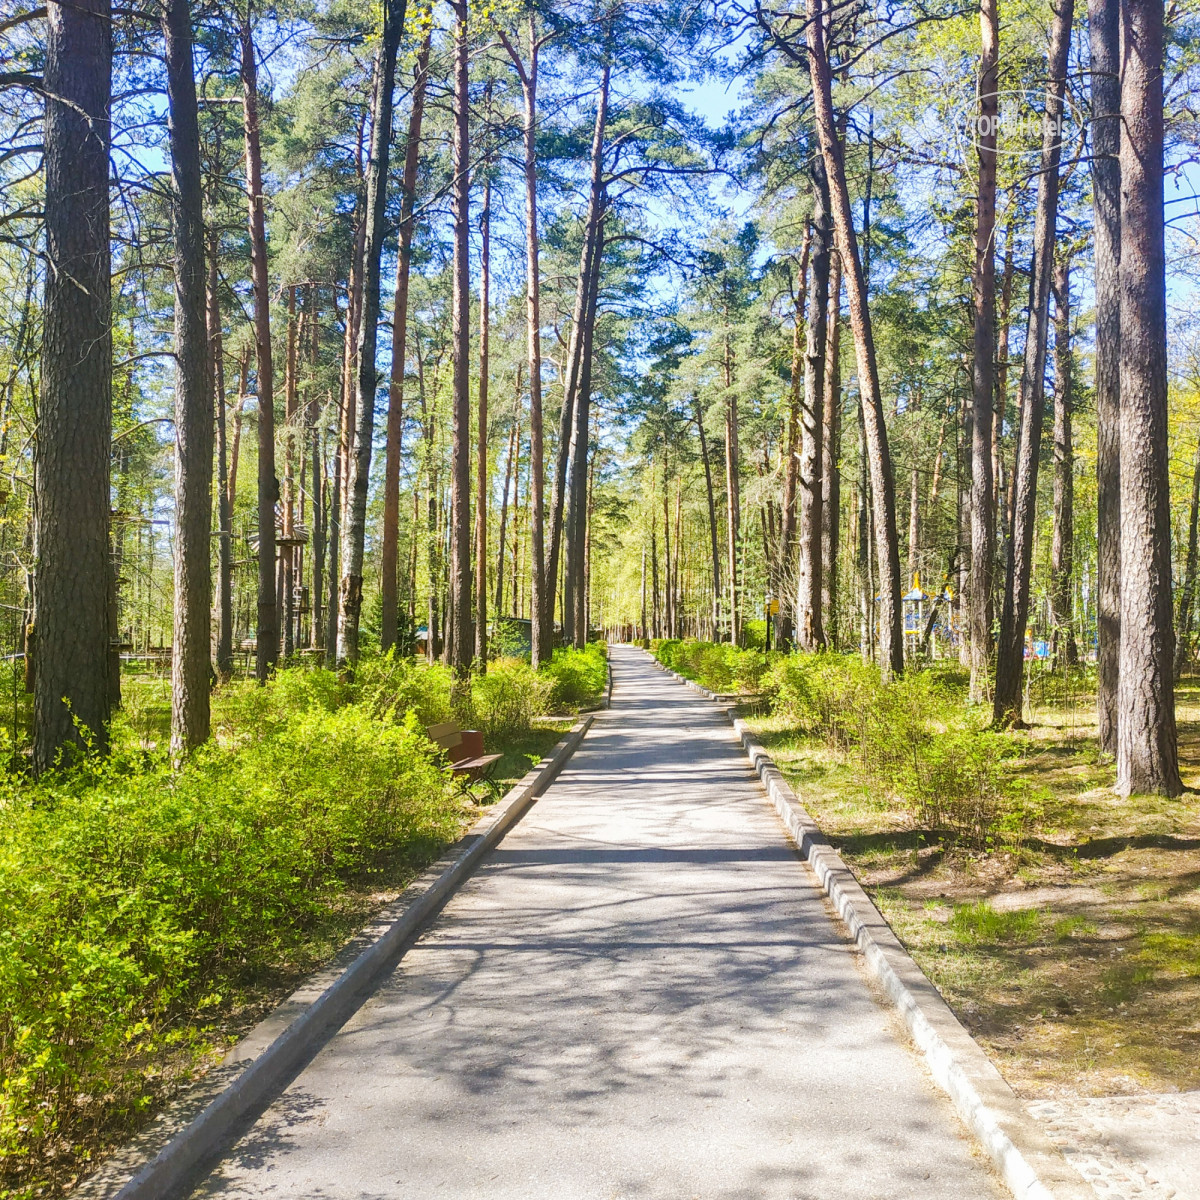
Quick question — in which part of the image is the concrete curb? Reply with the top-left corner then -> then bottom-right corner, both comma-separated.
640,649 -> 1091,1200
77,715 -> 594,1200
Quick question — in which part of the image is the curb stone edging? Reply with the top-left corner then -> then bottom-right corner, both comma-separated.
640,648 -> 1091,1200
76,715 -> 595,1200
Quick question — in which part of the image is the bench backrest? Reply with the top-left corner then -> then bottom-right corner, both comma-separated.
426,720 -> 474,765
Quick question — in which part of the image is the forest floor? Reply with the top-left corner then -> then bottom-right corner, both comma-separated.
750,679 -> 1200,1101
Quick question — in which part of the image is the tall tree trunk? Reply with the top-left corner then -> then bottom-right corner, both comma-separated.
282,285 -> 297,659
993,0 -> 1072,726
209,234 -> 234,680
475,164 -> 491,668
806,0 -> 903,678
857,403 -> 872,656
1091,0 -> 1122,754
640,545 -> 647,644
907,465 -> 920,582
338,0 -> 405,667
1116,0 -> 1181,796
724,336 -> 741,645
165,0 -> 212,752
327,191 -> 363,667
1050,255 -> 1077,667
381,31 -> 430,652
324,397 -> 342,665
797,164 -> 830,650
695,397 -> 721,639
1174,436 -> 1200,677
502,18 -> 548,666
821,248 -> 842,646
993,234 -> 1013,566
495,369 -> 521,617
447,0 -> 472,678
308,293 -> 324,650
551,66 -> 610,647
969,0 -> 999,701
779,226 -> 811,647
228,348 -> 248,504
241,10 -> 278,682
566,208 -> 607,649
34,0 -> 112,769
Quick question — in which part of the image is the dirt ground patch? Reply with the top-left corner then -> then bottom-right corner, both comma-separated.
750,680 -> 1200,1100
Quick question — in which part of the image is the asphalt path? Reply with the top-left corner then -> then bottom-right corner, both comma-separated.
194,644 -> 1004,1200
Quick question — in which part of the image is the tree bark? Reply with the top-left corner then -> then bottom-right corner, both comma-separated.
209,236 -> 234,681
806,0 -> 903,677
821,247 -> 842,646
282,285 -> 298,659
723,335 -> 741,645
993,0 -> 1072,726
550,66 -> 609,649
338,0 -> 405,667
447,0 -> 472,679
1050,255 -> 1077,667
779,226 -> 811,647
381,30 -> 430,652
797,164 -> 830,650
228,347 -> 248,516
475,163 -> 491,667
34,0 -> 112,770
1174,435 -> 1200,677
994,233 -> 1013,567
567,217 -> 605,648
496,372 -> 521,617
969,0 -> 999,702
907,465 -> 920,582
695,396 -> 722,639
1116,0 -> 1181,796
502,17 -> 548,666
241,10 -> 278,682
1091,0 -> 1122,754
165,0 -> 212,752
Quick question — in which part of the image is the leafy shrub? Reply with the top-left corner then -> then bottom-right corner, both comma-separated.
765,649 -> 1036,846
353,652 -> 454,726
766,652 -> 880,749
465,658 -> 551,739
542,642 -> 607,711
0,701 -> 459,1195
652,639 -> 771,694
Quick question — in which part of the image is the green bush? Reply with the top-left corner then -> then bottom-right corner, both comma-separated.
542,642 -> 607,711
651,638 -> 771,694
765,649 -> 1035,846
353,653 -> 454,726
0,699 -> 459,1194
465,657 -> 552,739
766,652 -> 880,749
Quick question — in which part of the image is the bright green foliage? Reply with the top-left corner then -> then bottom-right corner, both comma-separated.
540,642 -> 608,711
467,659 -> 553,739
651,639 -> 772,694
0,669 -> 463,1194
657,641 -> 1045,847
766,651 -> 1032,844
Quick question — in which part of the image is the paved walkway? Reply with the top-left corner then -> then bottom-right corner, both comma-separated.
194,645 -> 1004,1200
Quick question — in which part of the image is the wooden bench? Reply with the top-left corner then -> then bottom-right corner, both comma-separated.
426,721 -> 503,801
